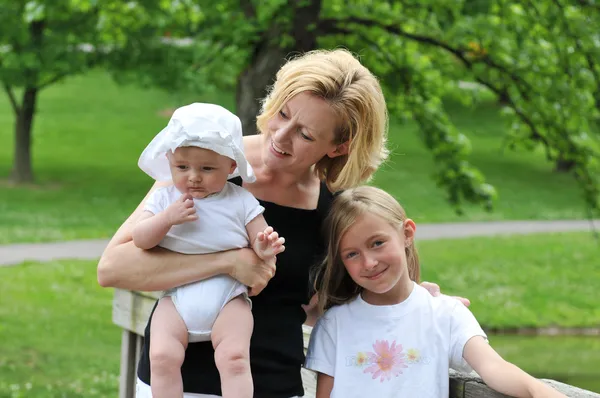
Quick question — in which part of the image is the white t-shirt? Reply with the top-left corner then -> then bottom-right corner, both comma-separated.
305,283 -> 487,398
144,182 -> 264,254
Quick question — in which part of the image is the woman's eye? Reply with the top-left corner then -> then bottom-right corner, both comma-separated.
373,240 -> 384,247
346,252 -> 358,259
279,110 -> 288,119
300,131 -> 313,141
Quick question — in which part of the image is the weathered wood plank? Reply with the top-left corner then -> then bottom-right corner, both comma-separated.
113,290 -> 600,398
449,370 -> 600,398
112,289 -> 159,335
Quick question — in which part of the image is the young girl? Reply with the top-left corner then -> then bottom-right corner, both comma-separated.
133,103 -> 285,398
305,186 -> 566,398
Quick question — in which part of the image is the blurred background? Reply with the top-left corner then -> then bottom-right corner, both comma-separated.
0,0 -> 599,396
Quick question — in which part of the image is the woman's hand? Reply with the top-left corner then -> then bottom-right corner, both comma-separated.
228,247 -> 277,296
420,281 -> 471,307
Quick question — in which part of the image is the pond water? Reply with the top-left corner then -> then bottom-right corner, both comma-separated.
490,335 -> 600,393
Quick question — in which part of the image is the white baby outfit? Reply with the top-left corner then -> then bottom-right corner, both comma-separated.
138,103 -> 263,342
305,283 -> 487,398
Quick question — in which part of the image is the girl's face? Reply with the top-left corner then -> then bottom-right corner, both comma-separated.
168,147 -> 236,199
262,92 -> 347,173
338,213 -> 416,305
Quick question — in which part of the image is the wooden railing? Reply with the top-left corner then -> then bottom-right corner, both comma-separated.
112,289 -> 600,398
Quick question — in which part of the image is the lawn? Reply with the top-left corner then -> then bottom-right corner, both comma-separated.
418,232 -> 600,328
0,260 -> 120,397
0,232 -> 598,396
0,70 -> 592,244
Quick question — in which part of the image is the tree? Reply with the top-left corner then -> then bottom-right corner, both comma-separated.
117,0 -> 600,215
6,0 -> 599,216
0,0 -> 175,182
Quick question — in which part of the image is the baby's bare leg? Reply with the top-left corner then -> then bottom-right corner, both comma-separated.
150,296 -> 188,398
212,296 -> 253,398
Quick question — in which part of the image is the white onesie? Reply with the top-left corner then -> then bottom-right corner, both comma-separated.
144,182 -> 264,342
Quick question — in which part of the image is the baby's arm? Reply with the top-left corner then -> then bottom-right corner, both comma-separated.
246,215 -> 285,261
133,192 -> 197,249
463,336 -> 566,398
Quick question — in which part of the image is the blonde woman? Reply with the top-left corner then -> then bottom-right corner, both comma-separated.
98,49 -> 461,398
306,186 -> 566,398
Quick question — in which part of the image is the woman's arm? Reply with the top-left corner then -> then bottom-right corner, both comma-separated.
464,336 -> 566,398
97,181 -> 276,293
315,373 -> 334,398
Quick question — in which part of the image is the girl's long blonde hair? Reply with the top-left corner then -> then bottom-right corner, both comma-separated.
256,49 -> 389,192
315,186 -> 420,314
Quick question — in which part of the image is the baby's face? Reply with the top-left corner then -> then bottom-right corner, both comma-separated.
167,147 -> 236,199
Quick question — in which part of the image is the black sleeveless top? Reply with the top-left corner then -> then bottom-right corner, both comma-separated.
137,177 -> 334,398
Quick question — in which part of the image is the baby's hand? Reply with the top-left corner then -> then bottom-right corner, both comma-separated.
254,226 -> 285,261
164,193 -> 198,225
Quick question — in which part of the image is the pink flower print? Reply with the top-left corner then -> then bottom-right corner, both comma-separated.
363,340 -> 408,382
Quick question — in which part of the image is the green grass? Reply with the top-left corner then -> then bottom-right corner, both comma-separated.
0,260 -> 120,397
0,232 -> 598,396
491,336 -> 600,393
0,70 -> 591,243
418,232 -> 600,328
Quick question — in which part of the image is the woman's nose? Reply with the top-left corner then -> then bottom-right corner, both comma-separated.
274,122 -> 294,140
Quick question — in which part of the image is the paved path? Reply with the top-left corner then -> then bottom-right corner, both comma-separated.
0,219 -> 597,267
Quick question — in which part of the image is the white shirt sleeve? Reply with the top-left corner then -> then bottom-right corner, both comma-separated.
143,188 -> 168,215
304,314 -> 337,377
238,187 -> 265,225
449,301 -> 488,373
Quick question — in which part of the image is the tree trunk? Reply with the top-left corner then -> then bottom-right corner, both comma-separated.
236,43 -> 289,136
236,0 -> 321,136
554,154 -> 576,173
10,87 -> 38,183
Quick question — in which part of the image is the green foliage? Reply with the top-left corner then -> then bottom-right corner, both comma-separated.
0,72 -> 589,244
118,0 -> 600,215
1,1 -> 599,214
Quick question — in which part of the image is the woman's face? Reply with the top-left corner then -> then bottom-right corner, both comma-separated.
262,92 -> 346,173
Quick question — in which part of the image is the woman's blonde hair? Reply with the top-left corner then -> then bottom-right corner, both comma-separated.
315,186 -> 420,314
256,49 -> 389,192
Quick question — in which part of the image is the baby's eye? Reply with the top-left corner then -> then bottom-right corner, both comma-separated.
177,165 -> 188,170
202,167 -> 215,171
372,240 -> 384,247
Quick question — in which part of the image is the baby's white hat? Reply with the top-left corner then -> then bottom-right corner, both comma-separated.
138,103 -> 255,183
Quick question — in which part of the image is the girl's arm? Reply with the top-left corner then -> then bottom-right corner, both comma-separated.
315,373 -> 334,398
97,181 -> 276,294
463,336 -> 566,398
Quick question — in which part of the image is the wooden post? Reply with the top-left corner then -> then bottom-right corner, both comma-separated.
112,289 -> 600,398
119,330 -> 138,398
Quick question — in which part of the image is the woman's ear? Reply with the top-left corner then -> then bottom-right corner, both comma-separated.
403,219 -> 416,246
326,141 -> 350,159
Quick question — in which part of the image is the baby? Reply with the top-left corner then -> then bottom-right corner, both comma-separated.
133,103 -> 284,398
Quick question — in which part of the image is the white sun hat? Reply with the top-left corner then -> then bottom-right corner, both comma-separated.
138,103 -> 255,182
